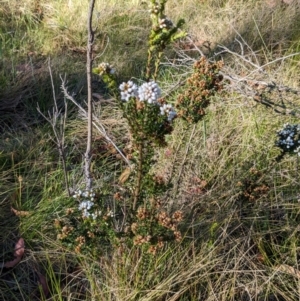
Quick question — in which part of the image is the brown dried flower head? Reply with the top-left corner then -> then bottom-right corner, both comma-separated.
133,235 -> 143,246
157,211 -> 172,228
88,231 -> 95,238
137,206 -> 149,220
148,245 -> 157,255
131,222 -> 138,234
75,236 -> 86,245
173,230 -> 182,242
113,192 -> 122,201
54,219 -> 61,228
172,210 -> 183,223
66,208 -> 74,215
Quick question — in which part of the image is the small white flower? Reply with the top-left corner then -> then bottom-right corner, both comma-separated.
149,4 -> 159,14
159,18 -> 173,29
82,209 -> 90,218
160,103 -> 177,121
73,189 -> 82,198
138,81 -> 161,104
78,201 -> 86,211
276,123 -> 300,152
86,201 -> 94,210
91,210 -> 102,220
97,62 -> 114,75
82,189 -> 95,198
119,81 -> 138,101
294,146 -> 300,156
107,210 -> 114,217
78,200 -> 94,211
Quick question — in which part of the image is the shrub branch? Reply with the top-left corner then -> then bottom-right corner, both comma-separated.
133,142 -> 144,211
85,0 -> 96,190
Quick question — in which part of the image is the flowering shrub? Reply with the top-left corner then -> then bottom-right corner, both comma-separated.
275,123 -> 300,156
119,80 -> 175,145
160,103 -> 177,121
176,57 -> 224,123
146,0 -> 186,80
119,80 -> 138,101
131,200 -> 183,255
55,0 -> 225,255
93,62 -> 115,76
55,189 -> 116,254
138,81 -> 161,103
93,62 -> 116,90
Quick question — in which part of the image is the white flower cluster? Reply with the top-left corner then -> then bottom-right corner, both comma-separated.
119,80 -> 138,101
97,62 -> 115,76
294,146 -> 300,156
73,189 -> 101,220
160,103 -> 177,121
138,81 -> 161,104
119,80 -> 161,104
119,80 -> 177,122
149,3 -> 159,14
159,18 -> 173,29
79,201 -> 99,219
276,123 -> 300,154
107,210 -> 114,218
78,200 -> 94,211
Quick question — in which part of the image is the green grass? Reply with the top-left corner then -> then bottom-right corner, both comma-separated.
1,0 -> 300,300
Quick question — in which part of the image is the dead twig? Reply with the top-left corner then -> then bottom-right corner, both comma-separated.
85,0 -> 96,190
60,77 -> 131,167
37,60 -> 71,197
217,39 -> 300,117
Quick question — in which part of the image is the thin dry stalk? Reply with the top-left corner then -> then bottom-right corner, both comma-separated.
85,0 -> 96,190
37,61 -> 71,197
133,142 -> 143,211
173,36 -> 300,118
217,39 -> 300,117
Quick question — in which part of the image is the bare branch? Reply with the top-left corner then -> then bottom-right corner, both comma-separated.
48,58 -> 59,112
61,78 -> 132,167
37,62 -> 71,196
215,39 -> 300,117
85,0 -> 96,190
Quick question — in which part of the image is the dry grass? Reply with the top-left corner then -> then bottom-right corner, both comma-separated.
168,0 -> 300,56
